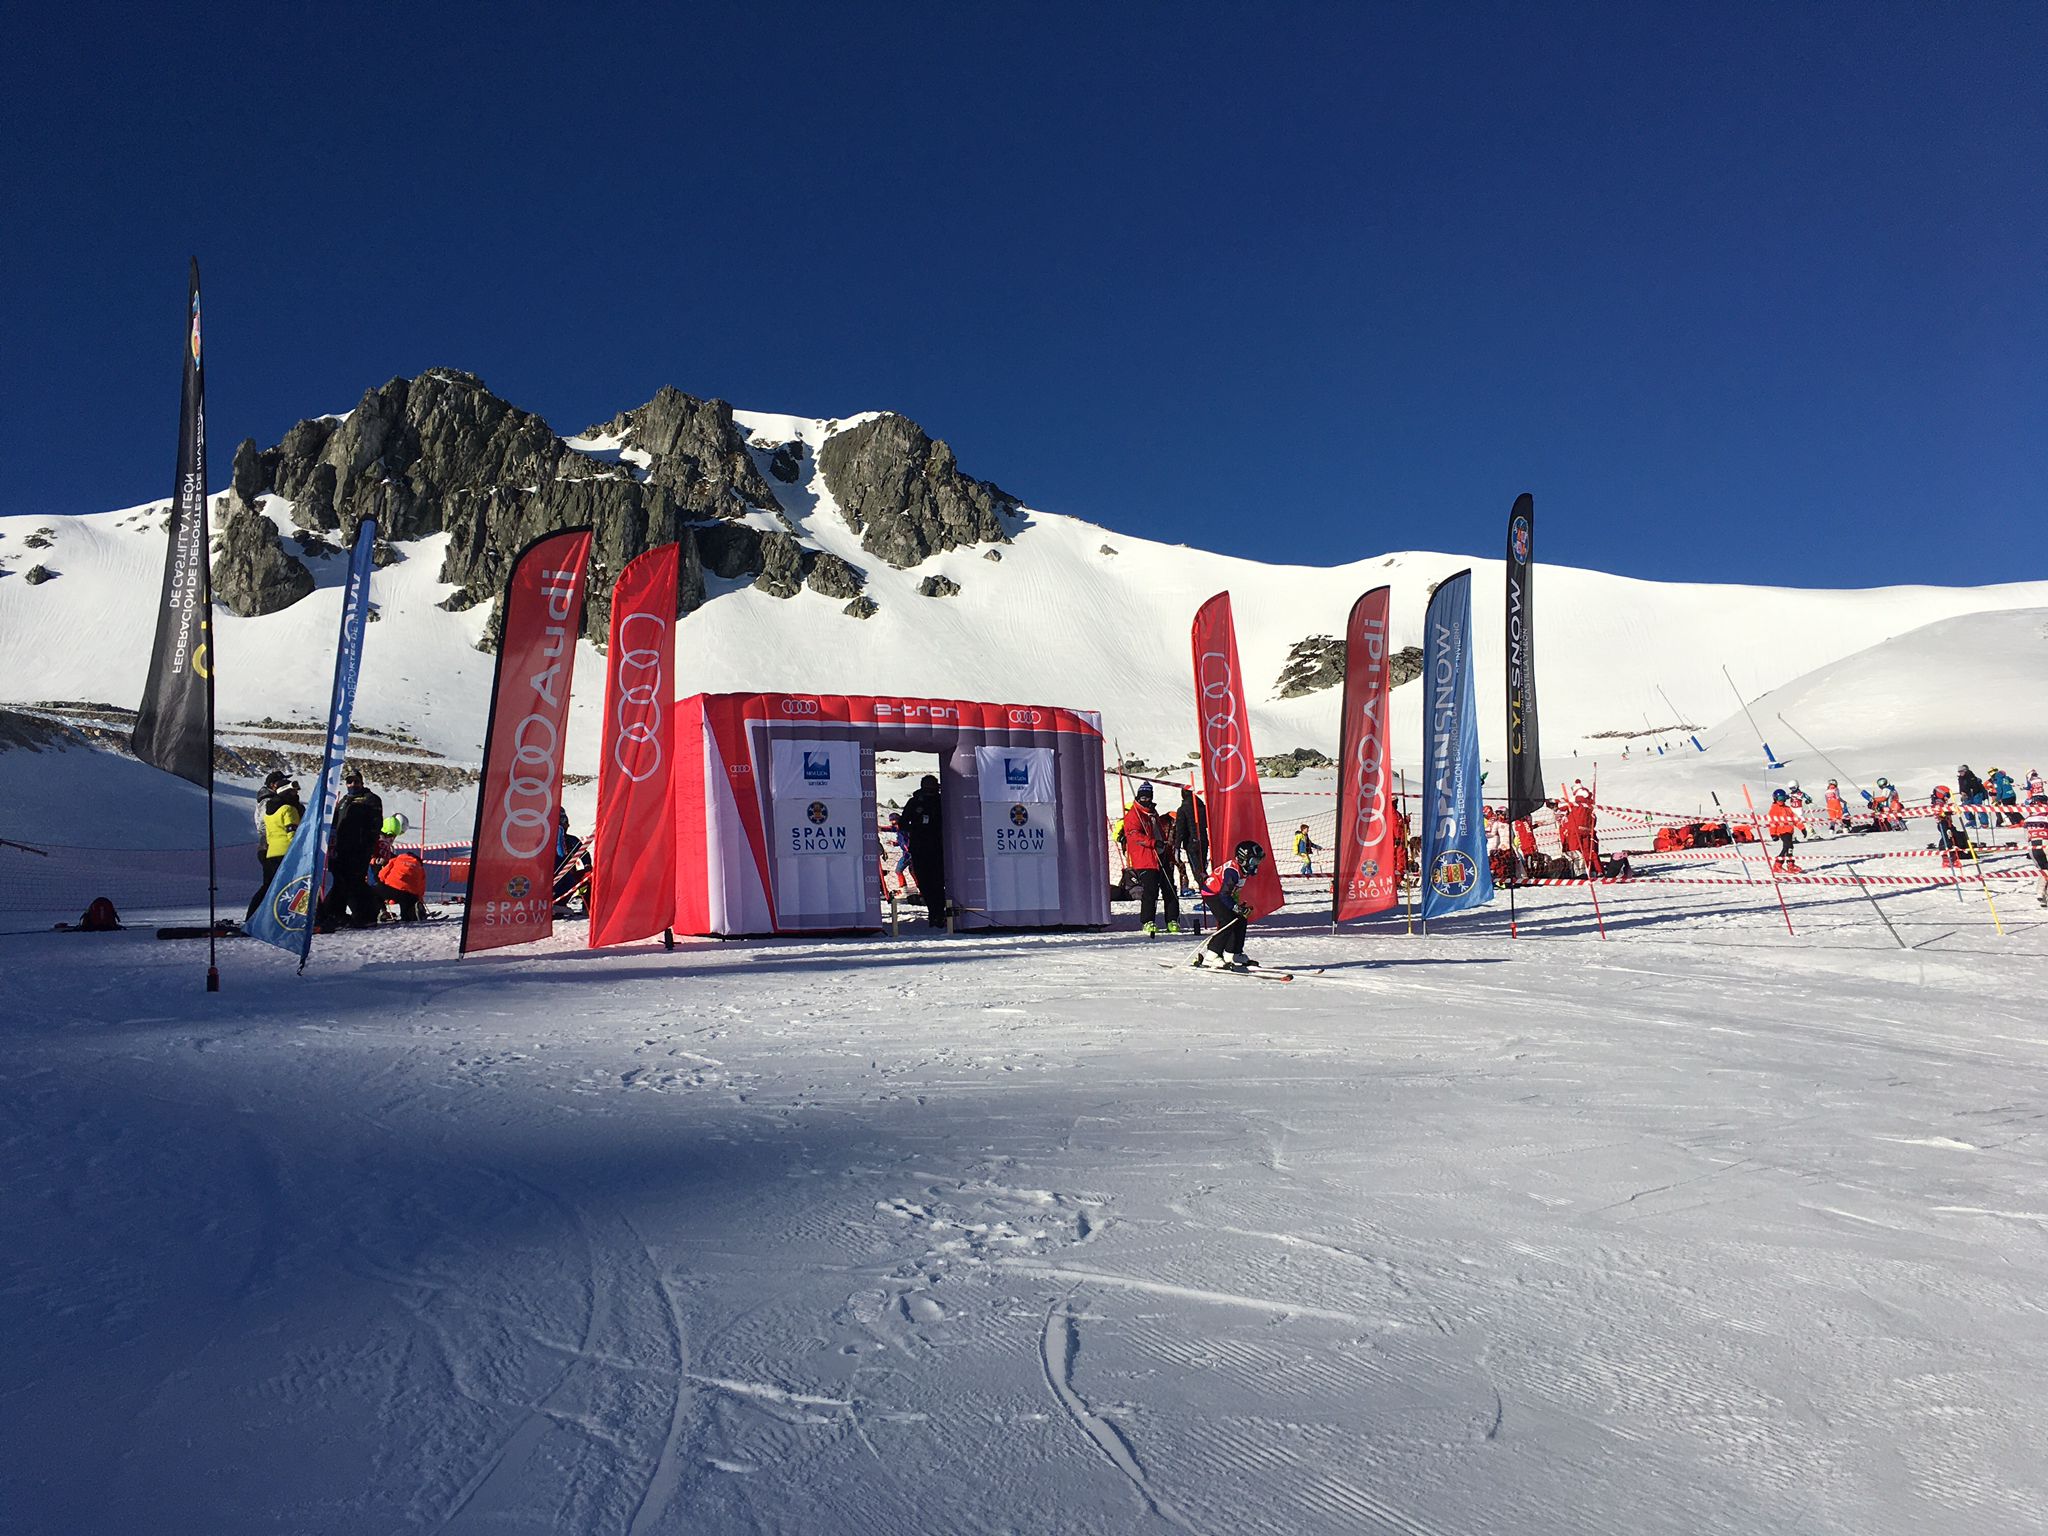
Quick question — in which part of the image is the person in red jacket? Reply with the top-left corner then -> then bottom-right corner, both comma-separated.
1824,781 -> 1846,833
1120,782 -> 1181,935
1765,789 -> 1802,872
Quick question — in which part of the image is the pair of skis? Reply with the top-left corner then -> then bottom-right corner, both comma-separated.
1159,957 -> 1295,983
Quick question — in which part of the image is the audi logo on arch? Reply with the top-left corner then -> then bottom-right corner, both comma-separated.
781,698 -> 821,715
610,612 -> 666,783
1007,709 -> 1043,725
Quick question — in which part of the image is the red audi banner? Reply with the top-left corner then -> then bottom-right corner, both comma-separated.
1190,592 -> 1284,918
590,543 -> 678,948
1334,585 -> 1399,920
460,527 -> 593,956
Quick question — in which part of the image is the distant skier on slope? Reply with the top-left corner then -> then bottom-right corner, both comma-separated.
1120,782 -> 1181,935
1191,840 -> 1266,972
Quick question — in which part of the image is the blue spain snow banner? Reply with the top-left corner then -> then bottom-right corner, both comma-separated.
1421,569 -> 1493,922
247,517 -> 378,967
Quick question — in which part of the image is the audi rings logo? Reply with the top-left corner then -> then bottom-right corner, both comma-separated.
1196,649 -> 1250,791
497,712 -> 559,860
611,612 -> 665,784
1007,708 -> 1042,725
1350,732 -> 1387,845
781,698 -> 820,716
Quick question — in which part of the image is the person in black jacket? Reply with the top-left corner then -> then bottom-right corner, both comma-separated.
1175,786 -> 1209,893
900,775 -> 946,927
322,766 -> 385,929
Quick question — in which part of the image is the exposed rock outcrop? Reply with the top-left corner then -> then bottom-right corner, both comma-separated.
213,505 -> 315,616
817,414 -> 1014,568
843,595 -> 879,620
805,552 -> 866,599
918,574 -> 961,598
582,387 -> 784,524
1274,635 -> 1425,698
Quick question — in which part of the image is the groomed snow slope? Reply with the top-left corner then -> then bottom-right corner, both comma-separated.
3,853 -> 2046,1533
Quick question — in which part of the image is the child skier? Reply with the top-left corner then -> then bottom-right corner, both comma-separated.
1766,789 -> 1801,873
1823,780 -> 1846,834
2025,794 -> 2048,907
1293,823 -> 1320,877
1192,840 -> 1266,971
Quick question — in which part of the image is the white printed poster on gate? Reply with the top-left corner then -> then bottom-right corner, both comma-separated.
975,747 -> 1060,914
768,739 -> 866,921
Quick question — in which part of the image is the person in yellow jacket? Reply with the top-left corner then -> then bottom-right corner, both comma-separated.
247,774 -> 304,920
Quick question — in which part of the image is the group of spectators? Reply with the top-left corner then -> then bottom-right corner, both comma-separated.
245,766 -> 427,929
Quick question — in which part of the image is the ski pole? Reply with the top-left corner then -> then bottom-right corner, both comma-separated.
1741,784 -> 1797,936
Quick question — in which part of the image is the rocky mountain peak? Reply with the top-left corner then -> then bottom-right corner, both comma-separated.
816,413 -> 1015,568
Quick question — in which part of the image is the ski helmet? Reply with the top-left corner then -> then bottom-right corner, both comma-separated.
1772,789 -> 1788,802
1234,839 -> 1266,872
1876,777 -> 1890,788
382,814 -> 409,837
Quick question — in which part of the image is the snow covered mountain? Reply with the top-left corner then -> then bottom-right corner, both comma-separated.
2,371 -> 2044,847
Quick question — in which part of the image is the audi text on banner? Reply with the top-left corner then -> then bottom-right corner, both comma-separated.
460,528 -> 595,956
1334,585 -> 1399,920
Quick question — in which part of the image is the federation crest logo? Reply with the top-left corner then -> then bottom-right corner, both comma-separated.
269,874 -> 314,931
1430,849 -> 1478,898
1360,858 -> 1380,880
807,800 -> 829,825
1009,803 -> 1030,827
506,875 -> 531,899
1510,515 -> 1530,564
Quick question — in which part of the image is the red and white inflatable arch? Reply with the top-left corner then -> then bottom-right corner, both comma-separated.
672,692 -> 1111,936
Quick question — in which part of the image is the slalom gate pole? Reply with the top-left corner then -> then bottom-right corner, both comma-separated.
1722,665 -> 1778,767
1772,713 -> 1866,803
1741,784 -> 1797,936
204,607 -> 220,993
1963,838 -> 2006,937
1847,859 -> 1909,950
1400,770 -> 1415,937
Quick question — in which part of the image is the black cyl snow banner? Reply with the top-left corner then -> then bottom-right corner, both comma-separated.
1504,492 -> 1544,820
132,259 -> 214,784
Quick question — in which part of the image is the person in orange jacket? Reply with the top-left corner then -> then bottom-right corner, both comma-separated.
1765,789 -> 1802,872
1823,780 -> 1846,833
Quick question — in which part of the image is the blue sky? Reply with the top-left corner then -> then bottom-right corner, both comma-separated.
3,2 -> 2040,587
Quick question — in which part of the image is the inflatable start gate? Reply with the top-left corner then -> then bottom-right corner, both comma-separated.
674,693 -> 1112,935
